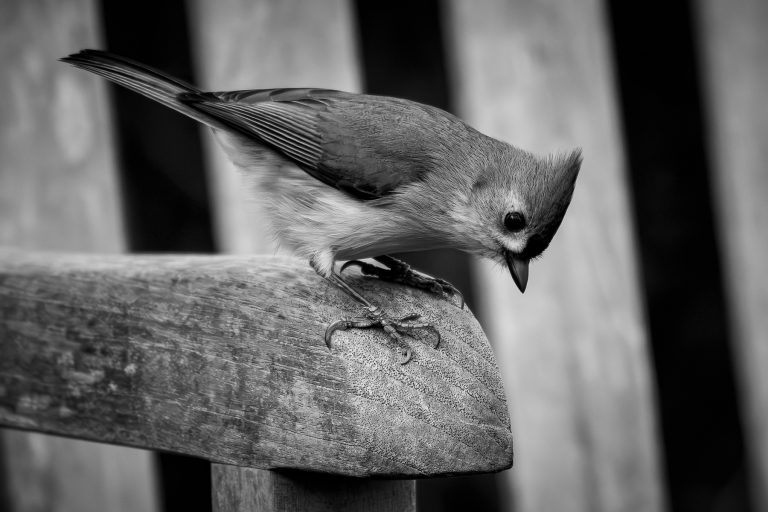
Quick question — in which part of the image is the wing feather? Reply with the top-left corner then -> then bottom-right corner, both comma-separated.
186,99 -> 322,169
179,88 -> 461,199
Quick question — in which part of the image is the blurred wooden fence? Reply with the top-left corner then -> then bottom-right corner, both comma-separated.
696,1 -> 768,511
446,2 -> 662,510
1,0 -> 766,511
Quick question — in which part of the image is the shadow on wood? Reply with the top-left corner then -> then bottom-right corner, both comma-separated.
0,250 -> 513,478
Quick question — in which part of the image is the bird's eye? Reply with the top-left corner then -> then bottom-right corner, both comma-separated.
504,212 -> 526,232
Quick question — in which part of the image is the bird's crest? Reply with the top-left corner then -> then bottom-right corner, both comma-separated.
520,149 -> 582,259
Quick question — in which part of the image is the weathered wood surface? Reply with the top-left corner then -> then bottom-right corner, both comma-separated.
694,1 -> 768,510
446,1 -> 664,511
211,466 -> 415,512
0,1 -> 157,511
0,250 -> 513,477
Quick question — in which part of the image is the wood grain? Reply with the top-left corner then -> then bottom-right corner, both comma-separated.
0,1 -> 157,511
445,1 -> 664,511
0,250 -> 513,478
694,2 -> 768,509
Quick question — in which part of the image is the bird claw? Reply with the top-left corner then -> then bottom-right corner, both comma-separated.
393,314 -> 441,349
398,313 -> 421,322
324,307 -> 439,363
324,319 -> 351,349
434,280 -> 465,309
340,258 -> 465,309
339,260 -> 366,274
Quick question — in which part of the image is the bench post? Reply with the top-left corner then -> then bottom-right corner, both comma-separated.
212,466 -> 415,512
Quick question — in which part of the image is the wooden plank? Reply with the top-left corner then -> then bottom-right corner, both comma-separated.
694,2 -> 768,510
0,251 -> 513,478
188,0 -> 361,254
445,1 -> 665,511
211,466 -> 415,512
0,1 -> 157,511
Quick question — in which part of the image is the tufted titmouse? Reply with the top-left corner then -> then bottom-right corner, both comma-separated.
62,50 -> 581,363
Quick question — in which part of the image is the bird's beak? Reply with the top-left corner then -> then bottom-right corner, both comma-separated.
505,252 -> 529,293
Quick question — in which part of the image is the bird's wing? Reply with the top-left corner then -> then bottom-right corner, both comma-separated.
179,88 -> 449,199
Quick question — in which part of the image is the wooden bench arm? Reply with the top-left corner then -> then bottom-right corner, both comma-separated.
0,250 -> 513,477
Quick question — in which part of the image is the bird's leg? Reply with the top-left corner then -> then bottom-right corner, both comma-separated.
340,255 -> 465,309
312,259 -> 440,365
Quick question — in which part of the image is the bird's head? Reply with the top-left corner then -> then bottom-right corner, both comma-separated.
459,146 -> 582,292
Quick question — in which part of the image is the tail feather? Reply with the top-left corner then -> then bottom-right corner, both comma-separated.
60,49 -> 225,130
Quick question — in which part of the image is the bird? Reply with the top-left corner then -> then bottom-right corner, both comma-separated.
61,49 -> 582,364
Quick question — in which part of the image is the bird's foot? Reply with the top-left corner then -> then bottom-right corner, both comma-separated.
340,256 -> 465,309
324,306 -> 440,364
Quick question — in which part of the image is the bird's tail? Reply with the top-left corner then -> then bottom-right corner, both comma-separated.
60,49 -> 224,130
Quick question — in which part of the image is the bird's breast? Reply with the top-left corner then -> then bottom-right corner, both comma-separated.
216,130 -> 447,260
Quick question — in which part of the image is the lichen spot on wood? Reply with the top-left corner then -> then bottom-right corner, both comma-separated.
17,394 -> 52,413
64,369 -> 105,386
58,405 -> 75,418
